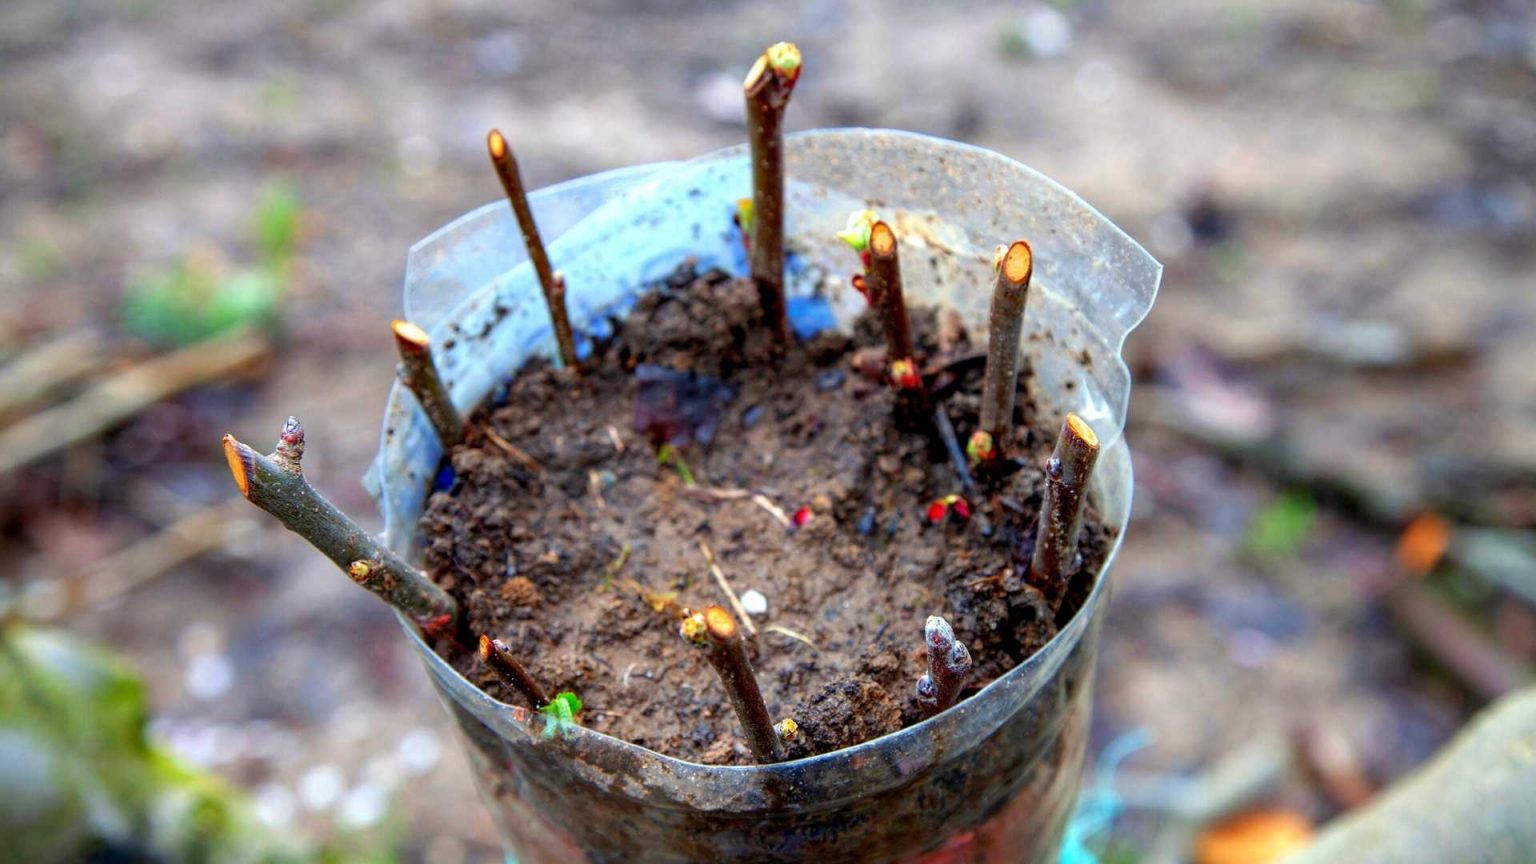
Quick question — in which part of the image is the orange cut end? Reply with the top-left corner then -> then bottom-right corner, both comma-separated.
743,53 -> 770,91
487,129 -> 507,161
869,221 -> 897,257
1002,240 -> 1033,285
1396,513 -> 1452,577
222,435 -> 251,498
478,634 -> 495,661
1065,413 -> 1099,449
1195,808 -> 1313,864
703,605 -> 738,640
391,319 -> 430,351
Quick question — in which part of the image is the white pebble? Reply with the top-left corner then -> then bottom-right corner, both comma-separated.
740,589 -> 768,616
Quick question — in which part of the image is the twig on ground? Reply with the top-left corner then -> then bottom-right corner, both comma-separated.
222,417 -> 456,623
743,42 -> 802,344
763,623 -> 817,649
0,328 -> 268,475
1384,581 -> 1533,701
698,540 -> 757,637
392,319 -> 465,447
478,634 -> 550,708
24,500 -> 246,621
751,493 -> 792,529
0,329 -> 105,425
487,128 -> 579,370
480,426 -> 540,472
1030,413 -> 1101,610
680,605 -> 784,762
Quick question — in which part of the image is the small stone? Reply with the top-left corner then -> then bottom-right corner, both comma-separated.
741,589 -> 768,616
501,576 -> 541,607
815,369 -> 846,391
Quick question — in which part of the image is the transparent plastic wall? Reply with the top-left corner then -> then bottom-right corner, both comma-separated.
367,129 -> 1160,863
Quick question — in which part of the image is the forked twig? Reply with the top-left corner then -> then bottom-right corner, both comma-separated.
223,418 -> 456,624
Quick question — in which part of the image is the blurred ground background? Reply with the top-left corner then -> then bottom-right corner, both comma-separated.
2,0 -> 1534,861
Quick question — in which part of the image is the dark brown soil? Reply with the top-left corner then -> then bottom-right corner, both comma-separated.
420,261 -> 1113,765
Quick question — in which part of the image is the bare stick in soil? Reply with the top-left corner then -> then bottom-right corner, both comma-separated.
979,240 -> 1034,447
681,605 -> 784,762
222,417 -> 457,624
743,42 -> 802,344
478,634 -> 550,708
391,319 -> 465,447
487,128 -> 579,369
916,615 -> 973,716
866,220 -> 915,363
1029,413 -> 1100,610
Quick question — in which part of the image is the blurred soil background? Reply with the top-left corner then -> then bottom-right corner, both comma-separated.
2,0 -> 1534,861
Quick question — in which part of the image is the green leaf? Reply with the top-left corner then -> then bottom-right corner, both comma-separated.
1245,490 -> 1317,559
254,183 -> 302,269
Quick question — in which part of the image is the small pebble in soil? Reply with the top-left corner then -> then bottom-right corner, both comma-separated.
740,589 -> 768,615
741,404 -> 763,429
815,369 -> 846,391
856,506 -> 876,535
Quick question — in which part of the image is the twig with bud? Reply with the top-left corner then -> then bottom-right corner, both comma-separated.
680,605 -> 784,763
222,418 -> 457,625
487,128 -> 579,370
392,319 -> 465,447
979,240 -> 1034,448
744,42 -> 802,344
1030,413 -> 1101,610
478,634 -> 550,708
915,615 -> 973,716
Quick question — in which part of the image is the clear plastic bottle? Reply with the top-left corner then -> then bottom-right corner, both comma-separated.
367,129 -> 1160,863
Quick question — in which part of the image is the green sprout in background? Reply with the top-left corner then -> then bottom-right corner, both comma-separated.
121,182 -> 301,347
1244,489 -> 1318,560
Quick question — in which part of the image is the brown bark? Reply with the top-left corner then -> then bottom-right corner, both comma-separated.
487,128 -> 579,369
743,43 -> 801,345
685,605 -> 784,763
222,418 -> 456,623
391,319 -> 465,447
979,240 -> 1033,443
866,220 -> 914,363
1030,412 -> 1100,610
478,634 -> 550,708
